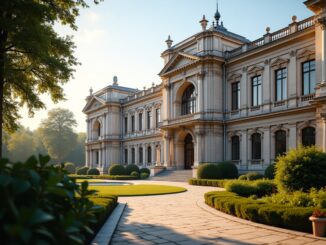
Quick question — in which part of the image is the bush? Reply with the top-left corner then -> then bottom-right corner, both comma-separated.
140,167 -> 150,175
264,164 -> 276,179
225,180 -> 277,197
188,178 -> 227,187
109,164 -> 125,175
76,166 -> 89,175
275,146 -> 326,192
216,161 -> 238,179
238,175 -> 247,180
87,168 -> 100,175
130,171 -> 140,178
0,155 -> 116,244
141,172 -> 149,179
204,191 -> 323,233
64,162 -> 76,174
197,163 -> 219,179
197,162 -> 238,179
246,172 -> 264,180
125,164 -> 140,175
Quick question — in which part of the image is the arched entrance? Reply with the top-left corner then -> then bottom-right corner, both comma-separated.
184,134 -> 194,169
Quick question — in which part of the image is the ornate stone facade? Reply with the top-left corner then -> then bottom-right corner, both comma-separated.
83,0 -> 326,173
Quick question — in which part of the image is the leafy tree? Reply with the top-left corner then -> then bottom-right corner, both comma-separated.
63,132 -> 86,166
39,108 -> 77,163
0,0 -> 100,157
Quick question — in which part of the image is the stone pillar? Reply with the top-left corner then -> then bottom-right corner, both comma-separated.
317,17 -> 326,83
240,67 -> 248,116
144,144 -> 148,166
175,142 -> 184,169
127,146 -> 131,164
288,51 -> 297,107
85,148 -> 89,167
162,81 -> 170,120
197,72 -> 205,113
194,129 -> 204,166
163,132 -> 171,167
288,124 -> 297,150
152,107 -> 156,130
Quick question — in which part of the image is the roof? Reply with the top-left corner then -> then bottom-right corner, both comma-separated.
107,84 -> 138,93
211,24 -> 250,43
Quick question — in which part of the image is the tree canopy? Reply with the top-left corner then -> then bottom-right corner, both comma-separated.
38,108 -> 78,163
0,0 -> 99,156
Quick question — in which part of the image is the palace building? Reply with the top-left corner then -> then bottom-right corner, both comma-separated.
83,0 -> 326,174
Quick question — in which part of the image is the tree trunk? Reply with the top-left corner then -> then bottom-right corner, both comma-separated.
0,31 -> 8,159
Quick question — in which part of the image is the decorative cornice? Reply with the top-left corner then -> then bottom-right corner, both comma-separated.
317,16 -> 326,30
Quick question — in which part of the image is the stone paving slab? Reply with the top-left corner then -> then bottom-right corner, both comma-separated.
111,181 -> 326,245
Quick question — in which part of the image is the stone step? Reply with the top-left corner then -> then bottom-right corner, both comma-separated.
150,170 -> 192,182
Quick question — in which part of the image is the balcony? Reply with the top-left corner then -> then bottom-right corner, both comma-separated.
301,93 -> 315,102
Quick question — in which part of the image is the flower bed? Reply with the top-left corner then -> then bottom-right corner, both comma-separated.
204,191 -> 326,233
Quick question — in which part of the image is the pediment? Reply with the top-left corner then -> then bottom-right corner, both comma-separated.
270,57 -> 289,67
159,52 -> 199,76
227,72 -> 242,81
247,65 -> 264,75
82,96 -> 106,113
297,49 -> 315,60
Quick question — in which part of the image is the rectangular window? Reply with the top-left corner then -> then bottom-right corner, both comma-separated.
124,149 -> 128,164
251,75 -> 262,106
139,147 -> 143,164
302,60 -> 316,95
138,113 -> 143,131
231,82 -> 240,110
156,108 -> 161,127
147,111 -> 152,129
124,117 -> 128,134
131,148 -> 135,164
275,68 -> 287,101
131,115 -> 135,132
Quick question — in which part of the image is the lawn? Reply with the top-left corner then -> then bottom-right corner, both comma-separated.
89,184 -> 187,197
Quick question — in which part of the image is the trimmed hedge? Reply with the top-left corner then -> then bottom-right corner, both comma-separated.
125,164 -> 140,175
188,178 -> 227,187
108,164 -> 125,175
70,174 -> 139,180
131,171 -> 140,178
204,191 -> 326,233
140,172 -> 150,179
238,172 -> 264,181
197,162 -> 238,179
87,168 -> 100,175
225,180 -> 277,197
140,167 -> 150,175
264,164 -> 276,179
76,166 -> 89,175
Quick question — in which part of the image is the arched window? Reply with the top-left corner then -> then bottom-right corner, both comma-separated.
302,127 -> 315,146
147,146 -> 152,164
275,130 -> 286,157
93,120 -> 101,139
181,85 -> 196,115
252,133 -> 261,160
231,135 -> 240,160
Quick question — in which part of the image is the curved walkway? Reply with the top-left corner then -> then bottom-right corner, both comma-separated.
111,181 -> 326,245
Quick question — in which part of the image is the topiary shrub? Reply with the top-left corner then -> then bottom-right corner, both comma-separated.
264,164 -> 276,179
109,164 -> 125,175
216,161 -> 238,179
125,164 -> 140,175
76,166 -> 89,175
225,181 -> 258,197
238,175 -> 248,180
275,146 -> 326,192
87,168 -> 100,175
246,172 -> 264,180
140,167 -> 150,175
64,162 -> 76,174
140,172 -> 149,179
130,171 -> 140,178
197,163 -> 219,179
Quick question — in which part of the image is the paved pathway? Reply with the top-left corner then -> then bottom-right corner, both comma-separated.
111,181 -> 326,245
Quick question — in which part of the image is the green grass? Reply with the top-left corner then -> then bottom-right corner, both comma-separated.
76,179 -> 111,183
89,184 -> 187,197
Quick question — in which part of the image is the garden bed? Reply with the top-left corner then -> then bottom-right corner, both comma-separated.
204,191 -> 326,233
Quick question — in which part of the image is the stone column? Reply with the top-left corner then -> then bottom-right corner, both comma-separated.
152,107 -> 156,130
175,142 -> 184,169
288,123 -> 297,150
262,61 -> 270,111
162,81 -> 170,120
163,132 -> 171,167
317,17 -> 326,83
135,113 -> 138,133
85,147 -> 89,167
288,51 -> 297,107
194,129 -> 204,166
240,67 -> 248,116
197,72 -> 205,113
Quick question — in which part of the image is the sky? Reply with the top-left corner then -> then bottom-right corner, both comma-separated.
19,0 -> 313,132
